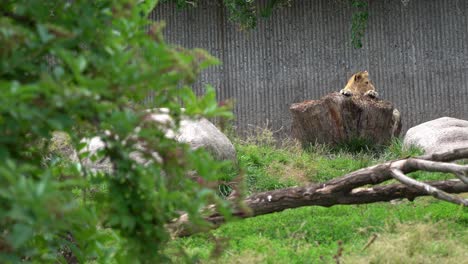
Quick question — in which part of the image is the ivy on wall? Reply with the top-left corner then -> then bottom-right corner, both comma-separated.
160,0 -> 369,48
350,0 -> 369,48
161,0 -> 292,29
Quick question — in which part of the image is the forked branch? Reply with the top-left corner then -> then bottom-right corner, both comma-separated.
390,169 -> 468,206
171,148 -> 468,236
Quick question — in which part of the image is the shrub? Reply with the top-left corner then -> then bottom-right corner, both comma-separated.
0,0 -> 232,262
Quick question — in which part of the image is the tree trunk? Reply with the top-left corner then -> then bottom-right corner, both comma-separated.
290,92 -> 401,146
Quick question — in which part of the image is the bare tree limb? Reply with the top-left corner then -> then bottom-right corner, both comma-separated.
404,158 -> 468,173
454,172 -> 468,185
418,147 -> 468,162
403,158 -> 468,184
317,148 -> 468,194
389,169 -> 468,206
171,148 -> 468,236
171,180 -> 468,236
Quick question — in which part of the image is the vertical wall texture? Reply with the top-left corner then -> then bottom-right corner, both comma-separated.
149,0 -> 468,135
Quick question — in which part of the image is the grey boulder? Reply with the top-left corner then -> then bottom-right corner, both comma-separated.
146,109 -> 236,162
403,117 -> 468,154
177,118 -> 236,162
75,113 -> 236,173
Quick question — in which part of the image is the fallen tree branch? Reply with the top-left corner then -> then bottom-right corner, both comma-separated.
171,180 -> 467,236
319,148 -> 468,194
171,148 -> 468,236
455,172 -> 468,185
403,158 -> 468,184
211,180 -> 468,221
390,169 -> 468,206
418,147 -> 468,162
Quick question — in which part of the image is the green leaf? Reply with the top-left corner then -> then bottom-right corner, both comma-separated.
138,0 -> 160,17
9,224 -> 34,249
77,56 -> 87,73
36,24 -> 54,43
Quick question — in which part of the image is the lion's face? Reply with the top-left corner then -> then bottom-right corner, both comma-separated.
353,71 -> 375,92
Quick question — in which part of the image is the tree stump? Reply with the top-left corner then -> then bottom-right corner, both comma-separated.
290,92 -> 402,146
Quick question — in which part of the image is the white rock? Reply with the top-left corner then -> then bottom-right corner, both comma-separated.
51,109 -> 236,173
403,117 -> 468,154
144,109 -> 236,161
177,118 -> 236,162
79,136 -> 113,173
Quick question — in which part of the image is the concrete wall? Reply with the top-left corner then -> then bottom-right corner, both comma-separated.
149,0 -> 468,135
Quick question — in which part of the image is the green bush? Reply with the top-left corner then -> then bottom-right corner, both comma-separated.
0,0 -> 232,262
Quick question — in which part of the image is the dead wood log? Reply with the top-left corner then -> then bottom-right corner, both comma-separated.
171,148 -> 468,236
390,169 -> 468,206
290,92 -> 402,146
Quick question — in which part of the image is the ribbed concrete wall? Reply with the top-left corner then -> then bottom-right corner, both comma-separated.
149,0 -> 468,135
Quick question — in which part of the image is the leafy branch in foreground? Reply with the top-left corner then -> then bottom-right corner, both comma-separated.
0,0 -> 232,262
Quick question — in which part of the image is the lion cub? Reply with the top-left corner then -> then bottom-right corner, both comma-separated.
340,71 -> 378,98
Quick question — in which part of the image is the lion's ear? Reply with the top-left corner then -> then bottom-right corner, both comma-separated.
354,74 -> 362,81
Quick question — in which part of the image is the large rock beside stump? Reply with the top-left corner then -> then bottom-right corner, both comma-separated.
290,92 -> 401,146
403,117 -> 468,154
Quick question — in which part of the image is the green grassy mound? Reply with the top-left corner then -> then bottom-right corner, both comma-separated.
169,130 -> 467,263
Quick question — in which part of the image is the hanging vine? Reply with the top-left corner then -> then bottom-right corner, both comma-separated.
350,0 -> 369,48
161,0 -> 368,48
161,0 -> 292,29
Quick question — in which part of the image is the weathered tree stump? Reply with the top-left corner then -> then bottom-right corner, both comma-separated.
290,92 -> 401,146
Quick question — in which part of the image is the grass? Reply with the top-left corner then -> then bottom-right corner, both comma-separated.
234,130 -> 425,193
168,129 -> 468,263
344,222 -> 468,264
172,202 -> 467,263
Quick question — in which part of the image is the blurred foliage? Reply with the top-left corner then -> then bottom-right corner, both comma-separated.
0,0 -> 234,262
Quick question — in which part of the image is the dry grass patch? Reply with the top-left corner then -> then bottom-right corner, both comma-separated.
344,222 -> 468,264
212,250 -> 265,264
266,161 -> 314,185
